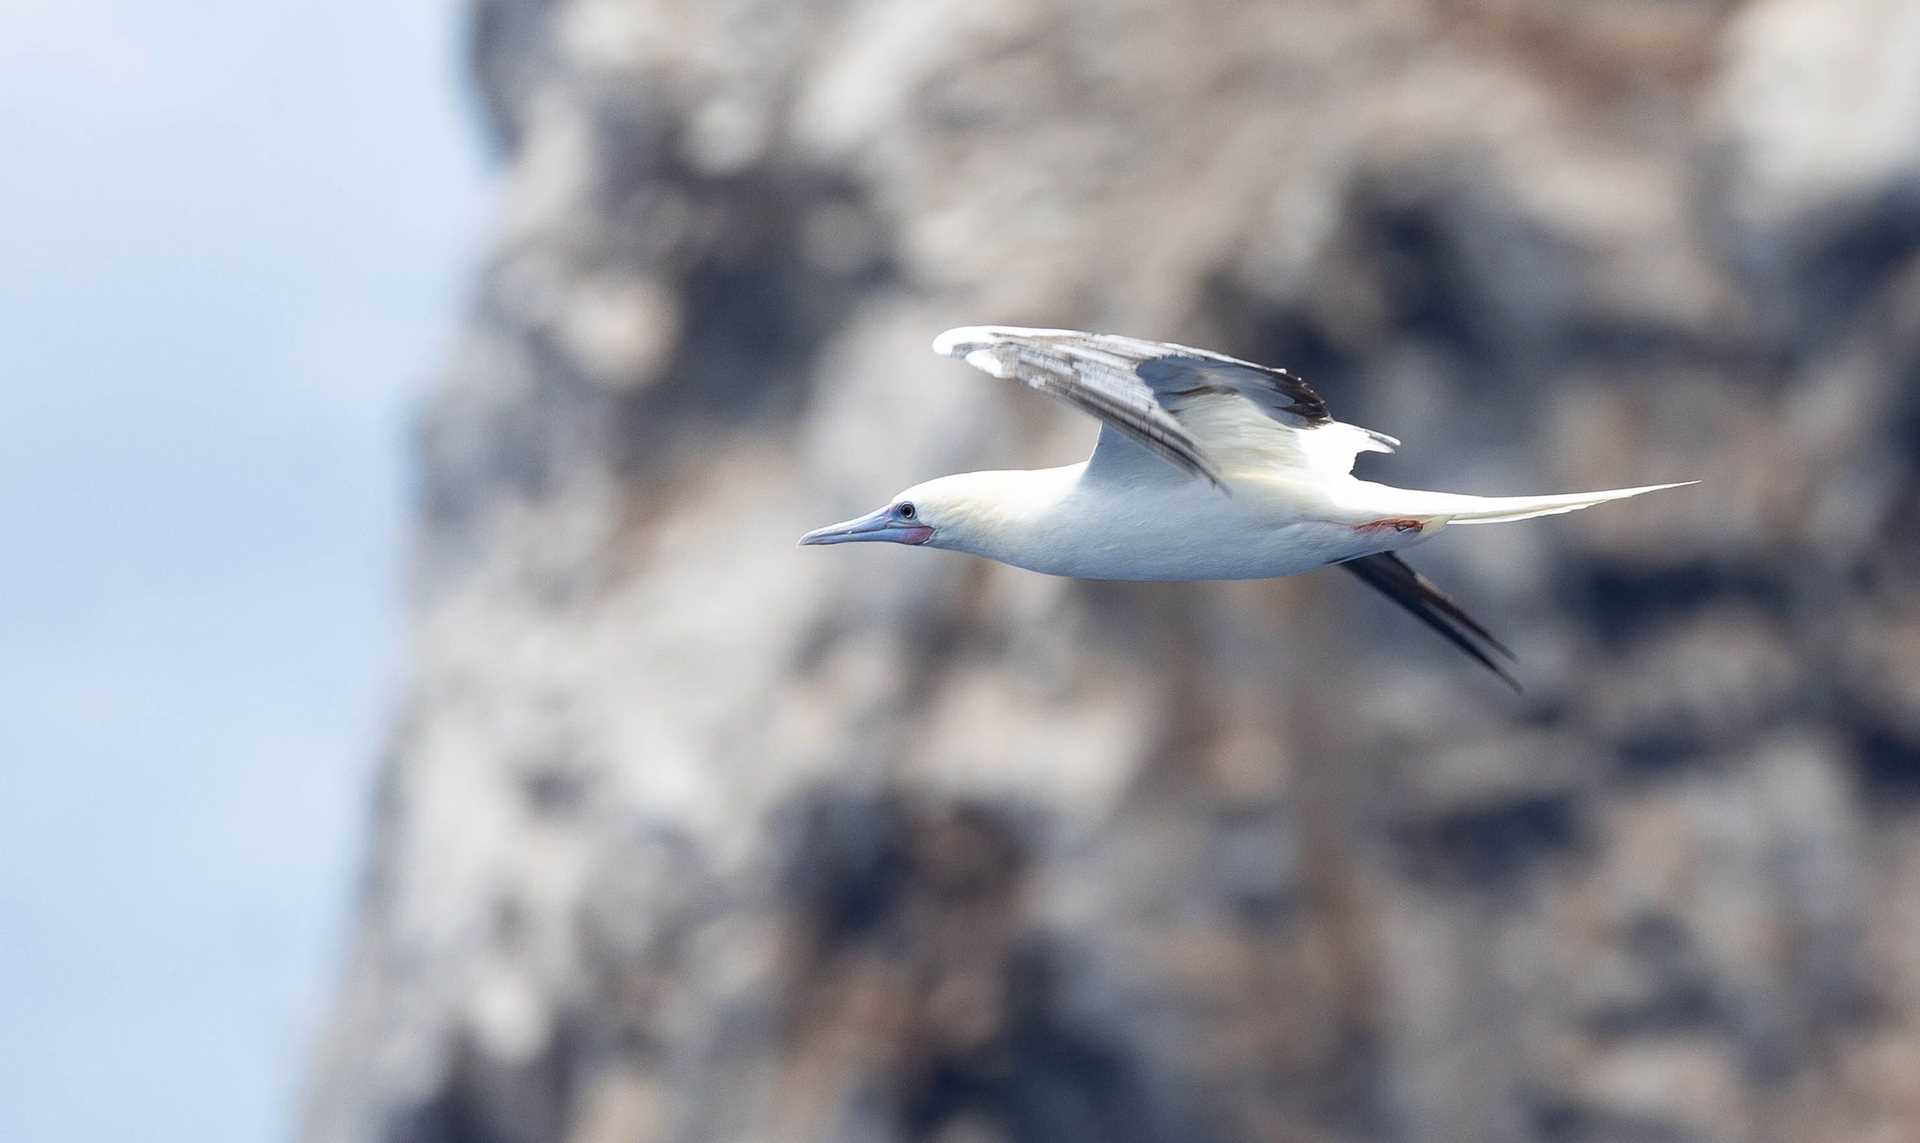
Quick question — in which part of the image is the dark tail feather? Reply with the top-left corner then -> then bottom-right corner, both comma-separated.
1337,552 -> 1520,692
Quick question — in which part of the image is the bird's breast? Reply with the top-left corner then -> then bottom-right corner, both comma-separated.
995,478 -> 1361,581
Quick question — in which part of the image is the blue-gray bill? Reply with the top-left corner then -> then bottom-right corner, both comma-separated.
798,505 -> 933,547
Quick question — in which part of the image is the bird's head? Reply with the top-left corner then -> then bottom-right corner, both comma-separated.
799,473 -> 1009,552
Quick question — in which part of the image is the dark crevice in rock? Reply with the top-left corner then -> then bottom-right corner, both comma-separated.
1849,721 -> 1920,805
775,787 -> 1201,1142
901,942 -> 1194,1143
608,164 -> 896,477
1571,558 -> 1786,652
779,786 -> 922,950
391,1018 -> 585,1143
1530,1098 -> 1693,1143
1391,792 -> 1585,887
1788,185 -> 1920,344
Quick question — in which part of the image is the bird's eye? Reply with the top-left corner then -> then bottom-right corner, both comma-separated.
896,502 -> 916,520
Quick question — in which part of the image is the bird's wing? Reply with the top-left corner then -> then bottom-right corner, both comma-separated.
932,326 -> 1398,490
1339,552 -> 1519,691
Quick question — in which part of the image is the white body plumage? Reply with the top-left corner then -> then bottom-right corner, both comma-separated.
902,463 -> 1410,581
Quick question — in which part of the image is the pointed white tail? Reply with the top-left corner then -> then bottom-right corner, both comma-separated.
1417,481 -> 1697,525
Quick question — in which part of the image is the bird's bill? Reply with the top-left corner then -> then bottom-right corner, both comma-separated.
798,505 -> 933,546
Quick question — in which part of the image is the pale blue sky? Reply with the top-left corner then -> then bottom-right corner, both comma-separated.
0,2 -> 486,1139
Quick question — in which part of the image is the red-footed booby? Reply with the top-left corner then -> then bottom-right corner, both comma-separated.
801,326 -> 1693,688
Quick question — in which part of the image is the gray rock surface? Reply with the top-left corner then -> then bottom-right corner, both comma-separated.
306,1 -> 1920,1141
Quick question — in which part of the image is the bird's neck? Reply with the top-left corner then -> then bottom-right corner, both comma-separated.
928,465 -> 1086,569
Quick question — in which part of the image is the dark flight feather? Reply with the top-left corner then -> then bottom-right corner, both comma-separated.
1338,552 -> 1520,691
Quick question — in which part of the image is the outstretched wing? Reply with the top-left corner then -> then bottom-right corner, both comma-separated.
1339,552 -> 1519,691
932,325 -> 1397,490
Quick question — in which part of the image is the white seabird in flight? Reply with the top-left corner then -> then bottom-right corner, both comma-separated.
801,326 -> 1693,688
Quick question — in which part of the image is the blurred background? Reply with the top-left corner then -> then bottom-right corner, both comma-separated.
9,1 -> 1920,1141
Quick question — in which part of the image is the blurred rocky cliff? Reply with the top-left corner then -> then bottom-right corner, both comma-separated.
305,1 -> 1920,1140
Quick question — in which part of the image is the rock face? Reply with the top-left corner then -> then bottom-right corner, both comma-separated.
305,2 -> 1920,1141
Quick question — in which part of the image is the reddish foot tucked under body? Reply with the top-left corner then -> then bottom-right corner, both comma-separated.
1355,517 -> 1424,534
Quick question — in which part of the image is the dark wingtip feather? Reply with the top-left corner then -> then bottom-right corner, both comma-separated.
1338,553 -> 1522,692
